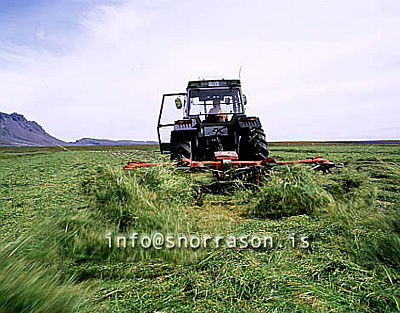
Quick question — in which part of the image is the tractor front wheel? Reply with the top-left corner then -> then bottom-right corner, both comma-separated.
171,135 -> 192,160
175,141 -> 191,160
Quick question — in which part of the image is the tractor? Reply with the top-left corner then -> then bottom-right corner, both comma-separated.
157,79 -> 269,161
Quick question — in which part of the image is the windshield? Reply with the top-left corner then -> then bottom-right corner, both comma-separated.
188,88 -> 243,115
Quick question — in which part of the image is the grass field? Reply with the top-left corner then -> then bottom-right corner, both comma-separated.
0,143 -> 399,312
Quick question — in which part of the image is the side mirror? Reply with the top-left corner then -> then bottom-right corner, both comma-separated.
175,98 -> 182,109
243,94 -> 247,105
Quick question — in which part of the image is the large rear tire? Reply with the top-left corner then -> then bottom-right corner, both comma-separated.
239,128 -> 269,160
250,128 -> 269,160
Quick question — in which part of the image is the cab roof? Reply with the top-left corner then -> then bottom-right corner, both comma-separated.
187,79 -> 241,90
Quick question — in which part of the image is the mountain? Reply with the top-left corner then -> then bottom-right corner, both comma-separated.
0,112 -> 67,146
0,112 -> 157,147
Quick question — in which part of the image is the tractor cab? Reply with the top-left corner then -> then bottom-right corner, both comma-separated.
186,80 -> 245,122
157,79 -> 268,161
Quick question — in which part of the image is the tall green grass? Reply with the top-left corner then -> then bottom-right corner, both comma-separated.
31,165 -> 201,265
349,209 -> 400,270
243,164 -> 400,272
0,165 -> 203,312
246,166 -> 334,218
0,242 -> 86,313
323,167 -> 400,270
1,145 -> 399,312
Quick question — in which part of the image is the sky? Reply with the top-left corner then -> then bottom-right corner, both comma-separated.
0,0 -> 399,142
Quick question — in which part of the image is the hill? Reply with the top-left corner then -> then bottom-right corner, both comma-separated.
0,112 -> 156,146
0,112 -> 67,146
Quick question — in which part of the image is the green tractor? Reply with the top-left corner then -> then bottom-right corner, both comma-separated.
157,79 -> 269,161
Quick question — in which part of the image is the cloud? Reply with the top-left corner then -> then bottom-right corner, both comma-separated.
0,0 -> 399,141
35,28 -> 46,41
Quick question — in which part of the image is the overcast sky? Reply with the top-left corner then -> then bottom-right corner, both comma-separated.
0,0 -> 399,141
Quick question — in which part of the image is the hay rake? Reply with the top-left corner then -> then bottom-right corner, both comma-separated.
123,152 -> 337,202
123,152 -> 336,174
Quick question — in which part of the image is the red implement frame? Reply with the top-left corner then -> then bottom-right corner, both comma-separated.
123,155 -> 334,172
